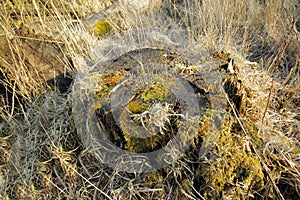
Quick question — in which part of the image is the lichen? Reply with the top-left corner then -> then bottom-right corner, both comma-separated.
103,73 -> 123,85
95,71 -> 125,107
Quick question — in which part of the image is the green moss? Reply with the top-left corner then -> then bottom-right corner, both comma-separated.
121,112 -> 171,153
198,115 -> 264,199
92,20 -> 111,37
140,83 -> 169,101
127,100 -> 150,114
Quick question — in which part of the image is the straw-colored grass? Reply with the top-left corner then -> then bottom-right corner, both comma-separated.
1,0 -> 299,199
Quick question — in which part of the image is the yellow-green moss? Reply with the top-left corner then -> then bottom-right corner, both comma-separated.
92,20 -> 111,37
198,116 -> 264,199
127,100 -> 150,114
140,83 -> 169,101
122,127 -> 164,153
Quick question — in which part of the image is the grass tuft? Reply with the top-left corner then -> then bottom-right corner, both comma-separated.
1,0 -> 299,199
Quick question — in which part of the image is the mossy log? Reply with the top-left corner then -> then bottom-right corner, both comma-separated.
89,48 -> 265,198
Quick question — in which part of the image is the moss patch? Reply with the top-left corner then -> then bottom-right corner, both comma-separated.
140,83 -> 169,101
127,100 -> 150,114
197,116 -> 264,199
92,20 -> 111,37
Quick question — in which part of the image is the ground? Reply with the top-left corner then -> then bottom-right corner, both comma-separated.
0,0 -> 300,199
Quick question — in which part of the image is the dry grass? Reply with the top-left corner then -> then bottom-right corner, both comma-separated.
0,0 -> 300,199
